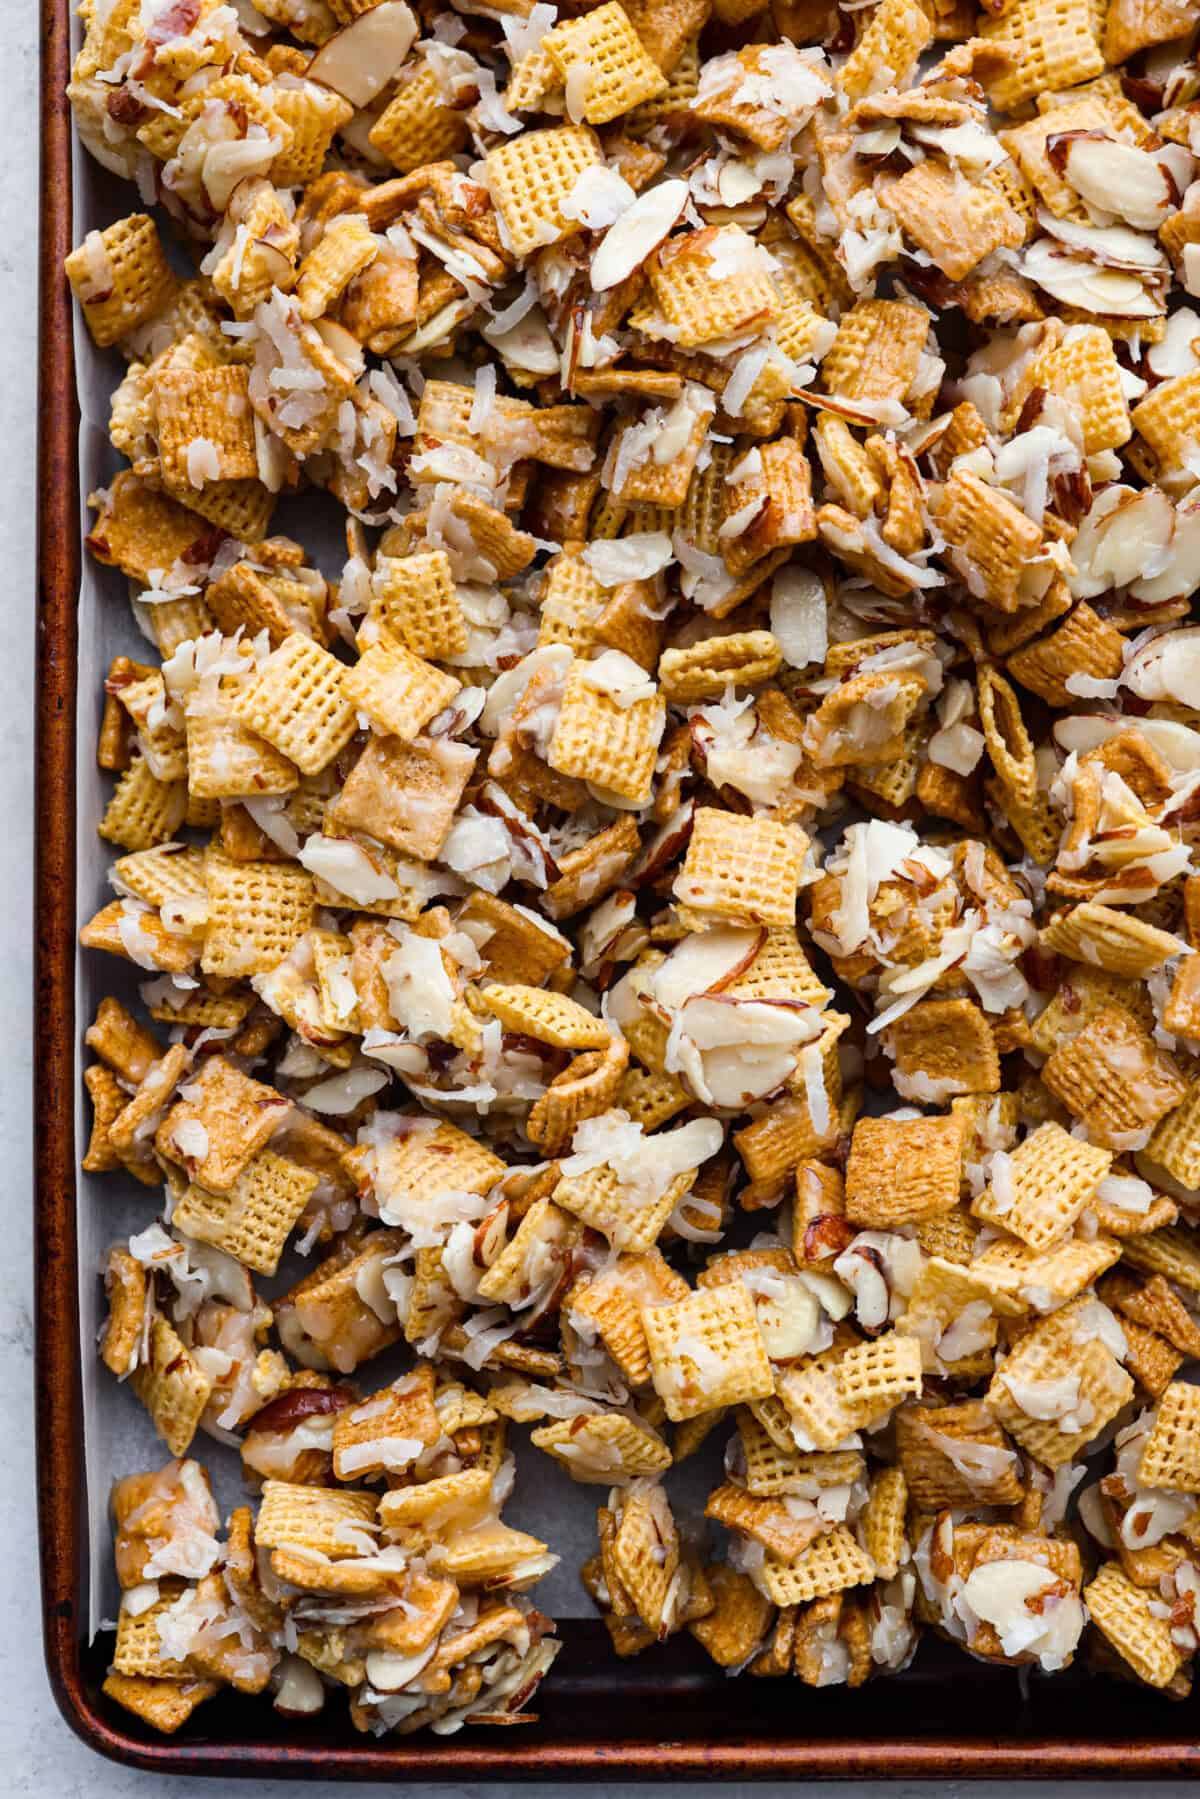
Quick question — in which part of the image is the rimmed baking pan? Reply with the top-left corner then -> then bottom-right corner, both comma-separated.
34,0 -> 1200,1774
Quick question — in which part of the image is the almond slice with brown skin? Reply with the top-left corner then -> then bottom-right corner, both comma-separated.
590,179 -> 689,292
1124,626 -> 1200,704
1047,131 -> 1179,232
650,927 -> 767,1014
1037,208 -> 1167,274
307,1 -> 418,107
1023,241 -> 1164,317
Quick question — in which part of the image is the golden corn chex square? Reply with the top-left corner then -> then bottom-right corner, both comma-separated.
838,0 -> 932,96
171,1151 -> 318,1276
566,1248 -> 690,1385
296,213 -> 378,322
1123,1224 -> 1200,1298
81,898 -> 196,976
688,1562 -> 773,1667
705,1482 -> 826,1561
476,1197 -> 578,1306
935,471 -> 1044,613
885,998 -> 1000,1097
844,1114 -> 964,1228
369,550 -> 467,660
537,554 -> 606,652
642,1282 -> 774,1420
369,65 -> 471,174
896,1400 -> 1024,1509
972,1121 -> 1112,1251
970,1233 -> 1121,1306
526,1040 -> 631,1154
542,3 -> 668,122
532,1412 -> 672,1482
647,226 -> 779,348
378,1468 -> 494,1539
658,632 -> 782,705
1029,966 -> 1155,1058
102,1672 -> 218,1735
332,1368 -> 442,1481
553,1161 -> 692,1255
821,298 -> 928,404
858,1465 -> 909,1580
131,1315 -> 213,1458
483,126 -> 603,259
185,707 -> 299,802
1042,1005 -> 1186,1148
99,757 -> 187,853
154,365 -> 259,499
1000,100 -> 1112,225
112,1582 -> 192,1680
1007,602 -> 1126,710
1137,1382 -> 1200,1493
327,733 -> 476,862
158,1054 -> 292,1193
734,1051 -> 848,1188
111,843 -> 207,914
987,1300 -> 1134,1466
980,0 -> 1107,111
342,640 -> 460,742
881,161 -> 1023,282
1147,1078 -> 1200,1190
458,892 -> 571,987
371,1120 -> 506,1228
757,1526 -> 875,1607
206,562 -> 297,647
1040,901 -> 1184,978
1085,1561 -> 1184,1689
478,983 -> 610,1050
674,807 -> 806,931
546,659 -> 665,804
85,471 -> 208,590
612,1484 -> 679,1632
780,1337 -> 923,1448
229,634 -> 357,776
201,852 -> 316,978
255,1479 -> 380,1556
65,214 -> 178,348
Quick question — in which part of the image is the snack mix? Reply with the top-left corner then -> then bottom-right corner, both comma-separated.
67,0 -> 1200,1741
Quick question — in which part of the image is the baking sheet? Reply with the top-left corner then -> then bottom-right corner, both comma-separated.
66,13 -> 723,1641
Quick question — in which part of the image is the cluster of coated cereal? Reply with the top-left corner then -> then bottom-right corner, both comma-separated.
68,0 -> 1200,1741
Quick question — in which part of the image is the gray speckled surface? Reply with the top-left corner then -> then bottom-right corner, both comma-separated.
4,27 -> 1197,1799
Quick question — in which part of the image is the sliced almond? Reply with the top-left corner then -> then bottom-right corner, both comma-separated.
650,927 -> 766,1014
1146,308 -> 1200,380
1054,713 -> 1200,772
681,1039 -> 799,1108
1023,241 -> 1163,317
677,994 -> 821,1051
1131,498 -> 1200,604
590,180 -> 689,292
1123,625 -> 1200,704
487,306 -> 560,377
631,799 -> 695,886
273,1654 -> 327,1716
364,1644 -> 439,1692
1068,485 -> 1174,598
1048,132 -> 1177,231
749,1274 -> 823,1358
306,1 -> 418,108
1037,209 -> 1166,275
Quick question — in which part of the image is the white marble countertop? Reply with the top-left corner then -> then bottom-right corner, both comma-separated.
6,27 -> 1200,1799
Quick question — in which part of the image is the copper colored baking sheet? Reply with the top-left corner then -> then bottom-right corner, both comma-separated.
33,0 -> 1200,1776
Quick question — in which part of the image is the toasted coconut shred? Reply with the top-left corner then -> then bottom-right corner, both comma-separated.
67,0 -> 1200,1739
